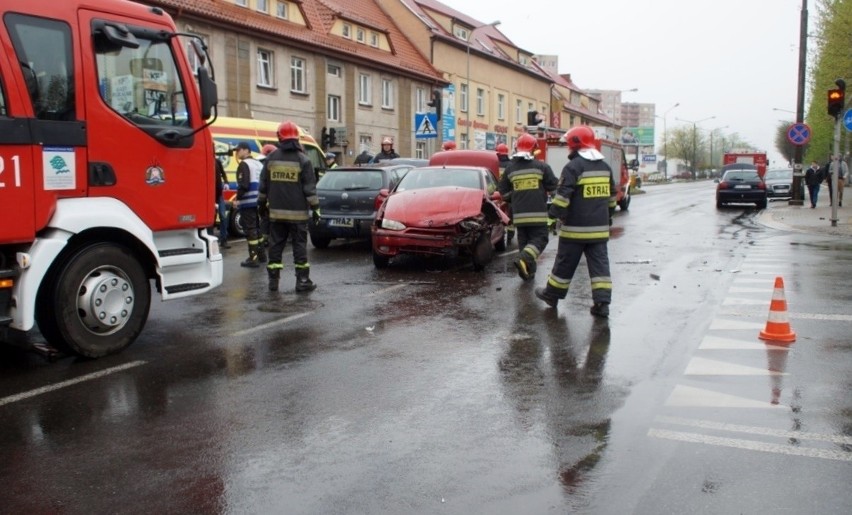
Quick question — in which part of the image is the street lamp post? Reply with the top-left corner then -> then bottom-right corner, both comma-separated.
655,102 -> 679,181
708,125 -> 729,172
676,116 -> 715,178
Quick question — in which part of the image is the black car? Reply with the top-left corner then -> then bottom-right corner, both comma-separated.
763,168 -> 794,199
716,167 -> 767,209
309,165 -> 413,248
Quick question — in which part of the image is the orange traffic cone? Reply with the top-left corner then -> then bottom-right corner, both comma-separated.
759,276 -> 796,343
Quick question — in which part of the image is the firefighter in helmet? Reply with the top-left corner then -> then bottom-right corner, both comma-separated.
535,125 -> 615,318
442,141 -> 457,151
373,137 -> 400,163
498,133 -> 558,281
257,121 -> 320,292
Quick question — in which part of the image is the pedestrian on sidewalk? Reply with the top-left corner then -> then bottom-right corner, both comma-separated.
804,161 -> 822,208
821,157 -> 834,206
829,154 -> 847,206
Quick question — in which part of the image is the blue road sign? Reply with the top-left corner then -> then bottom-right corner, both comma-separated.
844,109 -> 852,131
414,113 -> 438,139
786,123 -> 811,146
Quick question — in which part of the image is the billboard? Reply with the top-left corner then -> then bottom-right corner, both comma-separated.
620,126 -> 655,146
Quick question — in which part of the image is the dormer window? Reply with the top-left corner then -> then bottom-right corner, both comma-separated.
342,23 -> 351,39
453,26 -> 469,41
356,28 -> 365,43
370,32 -> 379,47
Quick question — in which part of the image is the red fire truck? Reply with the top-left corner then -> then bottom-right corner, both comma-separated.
723,150 -> 768,177
533,130 -> 633,211
1,0 -> 221,357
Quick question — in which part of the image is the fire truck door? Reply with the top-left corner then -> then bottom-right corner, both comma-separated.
78,10 -> 210,231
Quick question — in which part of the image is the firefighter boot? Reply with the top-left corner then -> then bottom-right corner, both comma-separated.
295,268 -> 316,292
590,302 -> 610,318
240,243 -> 260,268
534,287 -> 559,308
267,268 -> 281,292
256,243 -> 268,263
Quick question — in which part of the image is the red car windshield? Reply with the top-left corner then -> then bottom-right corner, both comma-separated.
396,168 -> 481,191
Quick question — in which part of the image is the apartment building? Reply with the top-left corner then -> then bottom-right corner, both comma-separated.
146,0 -> 446,161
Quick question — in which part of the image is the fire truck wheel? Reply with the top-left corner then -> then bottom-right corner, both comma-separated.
37,243 -> 151,358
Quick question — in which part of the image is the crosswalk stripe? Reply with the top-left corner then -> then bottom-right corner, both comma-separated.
665,385 -> 783,408
684,357 -> 786,376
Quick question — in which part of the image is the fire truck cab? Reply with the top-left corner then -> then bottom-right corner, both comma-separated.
0,0 -> 221,357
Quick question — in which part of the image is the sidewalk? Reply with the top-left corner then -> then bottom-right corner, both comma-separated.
758,201 -> 852,238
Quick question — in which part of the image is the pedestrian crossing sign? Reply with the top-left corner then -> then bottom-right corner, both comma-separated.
415,113 -> 438,139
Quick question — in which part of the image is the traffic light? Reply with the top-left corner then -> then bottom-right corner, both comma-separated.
527,110 -> 539,126
427,89 -> 442,121
329,128 -> 337,147
321,127 -> 329,149
827,88 -> 845,118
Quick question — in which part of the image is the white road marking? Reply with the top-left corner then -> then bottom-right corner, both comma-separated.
716,310 -> 852,322
722,297 -> 769,306
698,335 -> 789,351
231,312 -> 313,337
729,287 -> 771,294
648,428 -> 852,462
732,277 -> 772,284
0,360 -> 147,408
656,416 -> 852,445
685,357 -> 786,376
666,385 -> 784,409
709,318 -> 765,330
367,283 -> 407,297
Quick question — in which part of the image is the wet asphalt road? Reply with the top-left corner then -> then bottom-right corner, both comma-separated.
1,181 -> 851,514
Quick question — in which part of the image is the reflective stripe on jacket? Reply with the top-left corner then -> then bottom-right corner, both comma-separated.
497,158 -> 558,226
259,148 -> 318,222
549,153 -> 615,243
236,157 -> 263,209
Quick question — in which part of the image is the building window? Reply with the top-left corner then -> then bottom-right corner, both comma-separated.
460,83 -> 468,113
327,63 -> 341,77
416,141 -> 426,159
515,99 -> 522,122
328,95 -> 341,122
382,79 -> 394,109
276,1 -> 288,18
235,0 -> 247,7
359,73 -> 371,105
528,102 -> 534,113
356,28 -> 365,43
497,94 -> 505,120
370,32 -> 379,47
416,87 -> 426,113
257,0 -> 268,13
257,49 -> 274,87
360,135 -> 372,154
290,57 -> 305,93
476,88 -> 484,116
453,26 -> 469,41
342,24 -> 351,39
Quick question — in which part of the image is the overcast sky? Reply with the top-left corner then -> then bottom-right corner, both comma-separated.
446,0 -> 810,166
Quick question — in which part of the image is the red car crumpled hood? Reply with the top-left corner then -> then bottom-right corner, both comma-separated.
384,187 -> 499,227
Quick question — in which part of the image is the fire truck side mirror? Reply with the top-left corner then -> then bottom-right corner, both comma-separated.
629,159 -> 640,170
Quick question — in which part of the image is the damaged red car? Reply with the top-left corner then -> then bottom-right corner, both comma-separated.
371,165 -> 510,270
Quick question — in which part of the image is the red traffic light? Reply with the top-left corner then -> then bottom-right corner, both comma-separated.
828,88 -> 845,117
